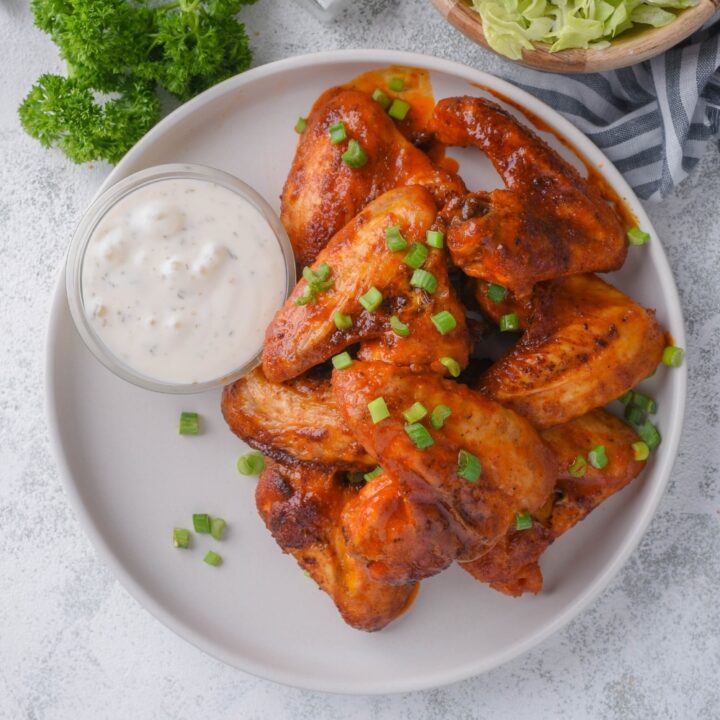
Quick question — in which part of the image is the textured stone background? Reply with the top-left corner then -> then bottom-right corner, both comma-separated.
1,1 -> 719,718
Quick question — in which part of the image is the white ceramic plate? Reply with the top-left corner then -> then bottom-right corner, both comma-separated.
46,50 -> 686,694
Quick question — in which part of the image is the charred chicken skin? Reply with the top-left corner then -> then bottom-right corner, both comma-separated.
433,96 -> 627,295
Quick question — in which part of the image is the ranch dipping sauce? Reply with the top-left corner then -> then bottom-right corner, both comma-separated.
77,171 -> 290,388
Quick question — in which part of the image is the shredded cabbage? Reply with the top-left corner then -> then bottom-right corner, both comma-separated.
471,0 -> 699,59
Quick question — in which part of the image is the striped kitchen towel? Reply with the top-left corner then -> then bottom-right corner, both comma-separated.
511,18 -> 720,200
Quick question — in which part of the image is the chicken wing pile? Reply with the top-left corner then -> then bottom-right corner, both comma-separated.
222,67 -> 666,631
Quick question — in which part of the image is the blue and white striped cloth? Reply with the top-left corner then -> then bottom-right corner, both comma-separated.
511,18 -> 720,200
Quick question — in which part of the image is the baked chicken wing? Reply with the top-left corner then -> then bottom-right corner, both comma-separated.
433,96 -> 627,295
461,409 -> 646,596
478,274 -> 665,428
256,459 -> 418,631
282,87 -> 466,268
263,186 -> 470,383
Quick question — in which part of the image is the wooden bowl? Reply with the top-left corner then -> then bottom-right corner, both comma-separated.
432,0 -> 720,72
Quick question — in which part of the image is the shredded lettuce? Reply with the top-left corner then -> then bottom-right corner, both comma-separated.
471,0 -> 698,59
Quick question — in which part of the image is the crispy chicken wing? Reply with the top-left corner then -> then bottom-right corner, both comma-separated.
263,186 -> 470,383
282,87 -> 466,268
333,361 -> 556,583
256,459 -> 418,631
461,409 -> 646,596
222,367 -> 374,470
433,96 -> 627,295
479,274 -> 665,429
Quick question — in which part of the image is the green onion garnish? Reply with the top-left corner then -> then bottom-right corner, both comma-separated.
294,288 -> 315,305
410,268 -> 438,294
430,404 -> 452,429
296,264 -> 333,305
193,513 -> 211,534
314,263 -> 331,281
363,466 -> 383,481
346,471 -> 366,486
388,98 -> 410,121
237,451 -> 265,476
173,528 -> 190,548
368,396 -> 390,424
341,139 -> 368,168
499,313 -> 520,332
328,121 -> 347,145
631,391 -> 657,414
632,441 -> 650,461
402,401 -> 428,423
569,454 -> 587,478
178,411 -> 200,436
638,419 -> 662,450
432,310 -> 457,335
332,310 -> 353,330
627,227 -> 650,246
619,390 -> 635,406
390,315 -> 410,337
662,346 -> 684,368
359,286 -> 383,312
439,356 -> 461,378
486,283 -> 508,303
389,76 -> 405,92
332,351 -> 353,370
385,225 -> 408,252
457,449 -> 482,482
515,511 -> 533,531
403,242 -> 428,269
405,422 -> 434,449
210,517 -> 226,541
372,88 -> 391,110
426,230 -> 444,248
294,116 -> 307,134
203,550 -> 222,567
624,404 -> 645,426
588,444 -> 608,469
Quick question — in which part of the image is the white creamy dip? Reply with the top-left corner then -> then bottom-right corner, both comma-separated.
81,177 -> 287,385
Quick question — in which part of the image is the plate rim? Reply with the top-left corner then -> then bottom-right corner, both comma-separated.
45,48 -> 687,695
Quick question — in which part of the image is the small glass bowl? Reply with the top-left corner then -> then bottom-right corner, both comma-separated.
66,163 -> 295,394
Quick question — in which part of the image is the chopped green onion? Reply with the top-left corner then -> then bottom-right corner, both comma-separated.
210,517 -> 226,541
363,466 -> 383,481
359,286 -> 383,312
294,288 -> 315,306
389,76 -> 405,92
627,227 -> 650,246
388,98 -> 410,121
296,264 -> 333,305
499,313 -> 520,332
402,401 -> 428,423
332,351 -> 353,370
405,422 -> 434,449
439,356 -> 461,378
410,268 -> 438,294
294,116 -> 307,134
432,310 -> 457,335
486,283 -> 508,303
588,444 -> 608,470
426,230 -> 444,248
341,139 -> 368,168
172,528 -> 190,549
569,454 -> 587,478
403,242 -> 428,269
372,87 -> 391,110
178,411 -> 199,435
430,404 -> 452,429
632,441 -> 650,461
638,419 -> 662,450
368,396 -> 390,424
619,390 -> 635,406
332,310 -> 353,330
193,513 -> 211,534
390,315 -> 410,337
624,404 -> 646,426
515,511 -> 533,531
346,471 -> 366,486
385,225 -> 408,252
237,451 -> 265,476
631,391 -> 657,414
328,121 -> 347,145
203,550 -> 222,567
662,346 -> 684,368
314,262 -> 331,281
457,449 -> 482,482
